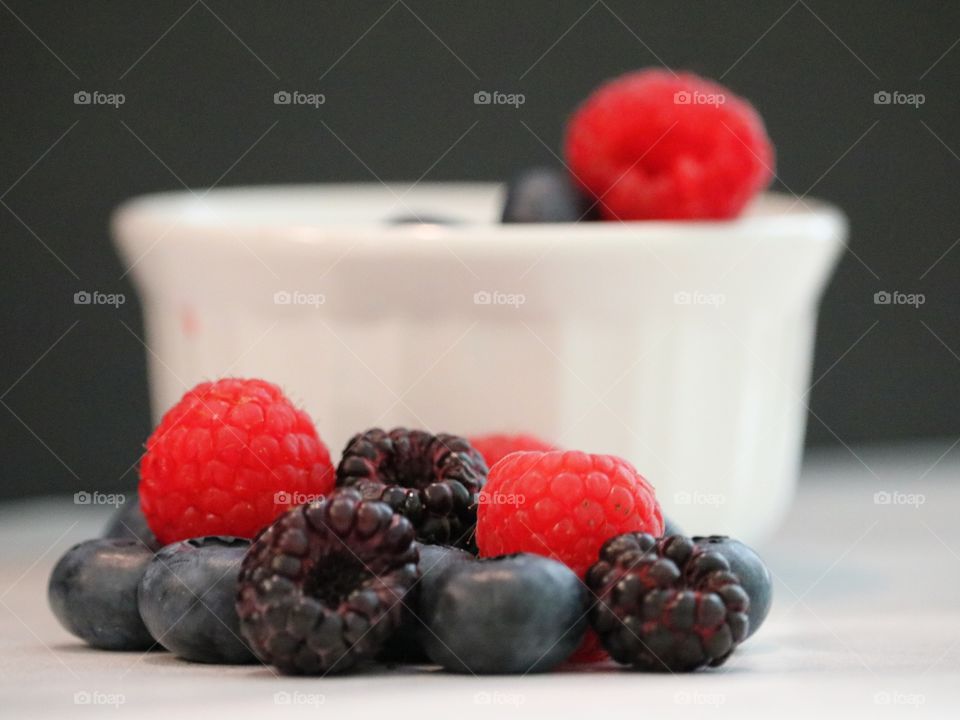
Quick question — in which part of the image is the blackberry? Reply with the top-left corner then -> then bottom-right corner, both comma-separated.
235,488 -> 418,675
693,535 -> 772,638
586,532 -> 750,672
336,428 -> 487,552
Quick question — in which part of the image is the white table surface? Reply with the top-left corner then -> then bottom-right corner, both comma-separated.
2,441 -> 958,719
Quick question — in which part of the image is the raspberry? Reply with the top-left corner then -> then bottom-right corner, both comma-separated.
468,433 -> 558,469
236,488 -> 418,675
139,378 -> 334,545
565,69 -> 774,220
587,533 -> 750,671
476,450 -> 663,578
475,450 -> 663,662
336,428 -> 487,551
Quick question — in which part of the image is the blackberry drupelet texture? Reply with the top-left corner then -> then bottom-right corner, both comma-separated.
336,428 -> 487,551
587,533 -> 750,671
235,488 -> 418,675
693,535 -> 772,638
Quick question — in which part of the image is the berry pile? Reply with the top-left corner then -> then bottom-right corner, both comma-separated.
49,376 -> 771,675
49,69 -> 778,676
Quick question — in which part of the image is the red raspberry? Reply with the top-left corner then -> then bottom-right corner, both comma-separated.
476,450 -> 663,579
564,69 -> 774,220
139,378 -> 334,545
477,450 -> 663,663
468,433 -> 557,469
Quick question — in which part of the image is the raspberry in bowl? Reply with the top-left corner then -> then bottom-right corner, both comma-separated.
112,71 -> 845,542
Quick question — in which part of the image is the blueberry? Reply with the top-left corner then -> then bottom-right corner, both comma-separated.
48,538 -> 154,650
693,535 -> 772,638
102,491 -> 161,551
137,536 -> 254,663
663,515 -> 684,537
420,553 -> 587,673
501,167 -> 596,223
378,543 -> 474,663
387,214 -> 462,225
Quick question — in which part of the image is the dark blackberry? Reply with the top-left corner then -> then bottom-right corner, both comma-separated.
336,428 -> 487,552
235,487 -> 418,675
587,532 -> 750,672
693,535 -> 772,638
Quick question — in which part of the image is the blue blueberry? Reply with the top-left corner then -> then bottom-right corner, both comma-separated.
102,491 -> 161,551
378,543 -> 474,663
501,167 -> 596,223
663,515 -> 684,537
48,538 -> 154,650
388,214 -> 462,225
694,535 -> 772,638
420,553 -> 587,673
137,536 -> 254,663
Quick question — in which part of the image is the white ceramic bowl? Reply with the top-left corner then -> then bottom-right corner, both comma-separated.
112,183 -> 845,542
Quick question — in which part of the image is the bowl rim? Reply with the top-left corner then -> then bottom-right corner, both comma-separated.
112,182 -> 847,257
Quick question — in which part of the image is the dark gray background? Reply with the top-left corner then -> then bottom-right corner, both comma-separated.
1,1 -> 958,501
